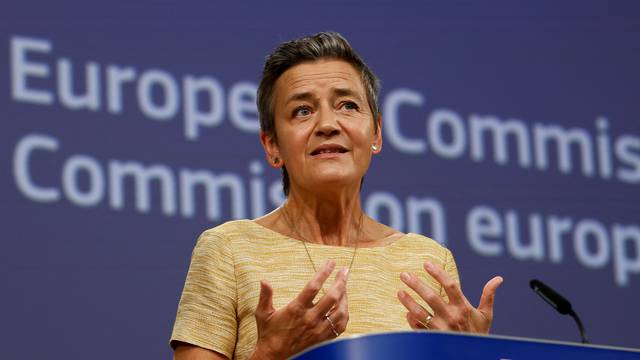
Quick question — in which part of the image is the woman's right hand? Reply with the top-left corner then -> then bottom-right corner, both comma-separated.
250,260 -> 349,360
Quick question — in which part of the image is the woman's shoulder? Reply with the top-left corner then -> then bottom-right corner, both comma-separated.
196,219 -> 285,247
202,219 -> 254,235
393,232 -> 452,258
362,217 -> 448,252
402,232 -> 446,247
193,220 -> 298,267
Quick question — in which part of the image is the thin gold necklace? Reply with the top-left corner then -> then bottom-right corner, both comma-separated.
282,203 -> 361,295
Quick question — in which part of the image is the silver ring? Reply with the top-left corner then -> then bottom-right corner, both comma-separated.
424,314 -> 433,328
325,314 -> 340,337
418,313 -> 434,329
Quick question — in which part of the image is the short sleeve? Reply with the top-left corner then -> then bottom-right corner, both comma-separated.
170,230 -> 238,358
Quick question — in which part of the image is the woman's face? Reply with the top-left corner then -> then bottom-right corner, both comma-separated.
262,58 -> 382,195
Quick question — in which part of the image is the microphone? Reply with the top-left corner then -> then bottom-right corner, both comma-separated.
529,279 -> 589,344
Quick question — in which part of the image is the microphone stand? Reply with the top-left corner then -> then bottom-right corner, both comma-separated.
568,309 -> 588,344
530,279 -> 589,344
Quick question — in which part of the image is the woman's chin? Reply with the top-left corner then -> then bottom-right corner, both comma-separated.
308,171 -> 360,189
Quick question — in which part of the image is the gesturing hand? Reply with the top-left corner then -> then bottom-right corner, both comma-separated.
251,260 -> 349,360
398,261 -> 503,334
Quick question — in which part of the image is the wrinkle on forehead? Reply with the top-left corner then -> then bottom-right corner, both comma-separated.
277,60 -> 364,93
285,71 -> 358,89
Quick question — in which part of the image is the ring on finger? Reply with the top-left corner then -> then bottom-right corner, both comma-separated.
324,313 -> 340,337
418,313 -> 434,329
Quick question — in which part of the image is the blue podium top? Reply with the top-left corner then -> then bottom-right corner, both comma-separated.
291,331 -> 640,360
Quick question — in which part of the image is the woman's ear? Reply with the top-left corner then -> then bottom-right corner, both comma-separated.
372,115 -> 383,154
260,131 -> 283,168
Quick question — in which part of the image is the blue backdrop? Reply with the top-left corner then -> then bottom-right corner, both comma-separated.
2,1 -> 639,359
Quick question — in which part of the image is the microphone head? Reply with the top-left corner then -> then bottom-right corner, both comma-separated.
529,279 -> 573,315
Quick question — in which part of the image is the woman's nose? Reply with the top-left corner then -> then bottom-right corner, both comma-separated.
315,107 -> 340,136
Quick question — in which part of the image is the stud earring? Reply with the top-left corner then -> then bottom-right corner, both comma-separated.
273,157 -> 279,164
371,145 -> 378,151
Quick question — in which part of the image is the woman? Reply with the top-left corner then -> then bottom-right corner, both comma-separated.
171,32 -> 503,360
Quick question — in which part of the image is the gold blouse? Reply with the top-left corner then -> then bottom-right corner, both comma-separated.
170,220 -> 460,359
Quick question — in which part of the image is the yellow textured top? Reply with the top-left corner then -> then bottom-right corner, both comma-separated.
170,220 -> 460,360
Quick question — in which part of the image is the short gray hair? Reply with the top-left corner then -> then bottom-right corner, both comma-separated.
257,31 -> 380,196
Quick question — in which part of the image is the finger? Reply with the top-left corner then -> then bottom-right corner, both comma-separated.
314,267 -> 349,317
423,261 -> 466,305
407,311 -> 444,330
318,270 -> 349,340
406,312 -> 424,330
477,276 -> 504,316
322,296 -> 349,338
331,270 -> 350,333
397,289 -> 431,325
400,271 -> 449,318
322,313 -> 341,339
297,259 -> 336,306
256,280 -> 275,319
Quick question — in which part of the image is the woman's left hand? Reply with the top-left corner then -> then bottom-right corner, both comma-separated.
398,261 -> 503,334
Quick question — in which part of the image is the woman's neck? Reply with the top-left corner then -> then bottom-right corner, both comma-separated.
283,188 -> 364,246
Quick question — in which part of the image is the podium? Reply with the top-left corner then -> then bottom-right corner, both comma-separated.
291,331 -> 640,359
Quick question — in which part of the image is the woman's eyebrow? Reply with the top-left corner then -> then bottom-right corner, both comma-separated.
285,92 -> 315,105
333,87 -> 363,102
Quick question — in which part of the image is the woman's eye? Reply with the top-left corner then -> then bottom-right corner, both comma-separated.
342,101 -> 359,111
294,107 -> 311,117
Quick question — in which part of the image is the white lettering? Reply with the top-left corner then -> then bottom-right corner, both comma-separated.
11,36 -> 53,104
249,161 -> 267,218
406,196 -> 446,244
62,155 -> 105,206
612,224 -> 640,286
467,206 -> 503,256
183,75 -> 224,139
13,134 -> 60,202
365,192 -> 404,230
596,117 -> 613,179
534,124 -> 595,176
57,58 -> 101,111
469,114 -> 531,166
546,216 -> 573,263
106,65 -> 137,114
427,109 -> 466,159
137,69 -> 179,120
574,219 -> 610,268
229,82 -> 260,133
615,135 -> 640,184
109,161 -> 176,215
179,169 -> 245,220
382,89 -> 426,154
505,211 -> 544,261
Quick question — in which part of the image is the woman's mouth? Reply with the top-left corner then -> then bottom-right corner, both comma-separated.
310,144 -> 349,157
